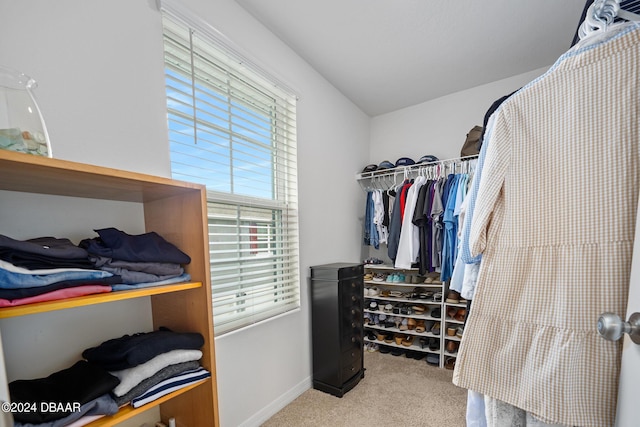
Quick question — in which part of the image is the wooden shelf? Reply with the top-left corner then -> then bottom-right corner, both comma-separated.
0,282 -> 202,319
0,150 -> 202,202
0,151 -> 220,426
83,378 -> 209,427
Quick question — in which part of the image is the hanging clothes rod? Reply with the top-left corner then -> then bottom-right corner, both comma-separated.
356,154 -> 478,182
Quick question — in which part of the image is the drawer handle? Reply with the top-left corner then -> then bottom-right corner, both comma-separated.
352,282 -> 356,288
351,309 -> 356,315
351,337 -> 356,343
351,295 -> 357,302
351,322 -> 356,328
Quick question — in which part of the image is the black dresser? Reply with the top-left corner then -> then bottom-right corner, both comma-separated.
309,262 -> 365,397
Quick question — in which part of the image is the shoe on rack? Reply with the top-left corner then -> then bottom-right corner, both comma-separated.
432,292 -> 443,302
426,354 -> 440,366
373,273 -> 386,282
423,320 -> 435,333
394,334 -> 404,345
419,337 -> 428,349
411,304 -> 426,314
400,304 -> 413,315
446,340 -> 459,353
376,331 -> 386,341
406,350 -> 425,360
407,318 -> 417,330
414,319 -> 426,333
431,321 -> 441,335
386,274 -> 396,283
454,308 -> 467,322
364,313 -> 371,324
446,290 -> 461,304
369,287 -> 380,296
391,347 -> 405,357
399,318 -> 409,331
456,326 -> 464,338
384,333 -> 395,343
401,335 -> 415,347
430,307 -> 442,319
393,316 -> 402,329
446,326 -> 456,336
428,337 -> 440,351
445,357 -> 456,370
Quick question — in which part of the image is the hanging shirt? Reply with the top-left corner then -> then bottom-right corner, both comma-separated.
412,180 -> 434,275
453,24 -> 640,427
430,178 -> 444,271
441,174 -> 461,282
395,176 -> 425,269
387,183 -> 405,261
372,190 -> 388,245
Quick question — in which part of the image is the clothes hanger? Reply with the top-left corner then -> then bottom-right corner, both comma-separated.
579,0 -> 640,40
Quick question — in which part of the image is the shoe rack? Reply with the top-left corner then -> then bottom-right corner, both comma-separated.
362,264 -> 466,369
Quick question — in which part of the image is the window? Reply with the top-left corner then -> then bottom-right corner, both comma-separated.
161,9 -> 300,335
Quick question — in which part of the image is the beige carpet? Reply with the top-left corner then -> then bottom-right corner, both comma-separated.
262,350 -> 467,427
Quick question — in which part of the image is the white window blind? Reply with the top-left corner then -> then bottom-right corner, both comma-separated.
161,10 -> 300,335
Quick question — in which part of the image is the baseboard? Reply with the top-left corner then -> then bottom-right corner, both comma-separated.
238,375 -> 313,427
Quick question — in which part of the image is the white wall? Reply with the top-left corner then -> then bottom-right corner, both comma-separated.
369,67 -> 549,164
0,1 -> 369,427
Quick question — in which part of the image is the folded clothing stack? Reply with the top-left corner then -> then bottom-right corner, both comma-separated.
79,227 -> 192,291
0,234 -> 120,307
9,361 -> 120,426
82,327 -> 210,408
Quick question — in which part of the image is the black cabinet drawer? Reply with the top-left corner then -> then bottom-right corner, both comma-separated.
310,262 -> 365,398
311,263 -> 364,280
341,354 -> 362,383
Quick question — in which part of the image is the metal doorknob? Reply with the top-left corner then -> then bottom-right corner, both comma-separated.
597,312 -> 640,344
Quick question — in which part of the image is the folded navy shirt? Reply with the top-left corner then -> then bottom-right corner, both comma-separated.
0,235 -> 93,270
9,361 -> 119,424
82,327 -> 205,371
79,228 -> 191,264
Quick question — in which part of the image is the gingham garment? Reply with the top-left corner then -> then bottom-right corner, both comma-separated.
453,24 -> 640,427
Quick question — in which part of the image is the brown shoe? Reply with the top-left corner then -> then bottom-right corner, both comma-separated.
446,290 -> 461,304
454,308 -> 467,322
394,334 -> 404,345
445,357 -> 456,370
446,340 -> 459,353
407,318 -> 417,330
401,335 -> 415,347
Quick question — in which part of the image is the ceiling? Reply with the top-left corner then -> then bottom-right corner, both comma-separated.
235,0 -> 588,116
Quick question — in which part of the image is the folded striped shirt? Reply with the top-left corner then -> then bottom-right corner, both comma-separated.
131,367 -> 210,408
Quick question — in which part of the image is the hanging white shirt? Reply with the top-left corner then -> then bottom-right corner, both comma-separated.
394,176 -> 425,269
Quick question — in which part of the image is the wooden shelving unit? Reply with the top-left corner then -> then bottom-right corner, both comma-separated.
0,150 -> 219,426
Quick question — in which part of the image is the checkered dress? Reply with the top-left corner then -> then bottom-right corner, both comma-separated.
453,24 -> 640,427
